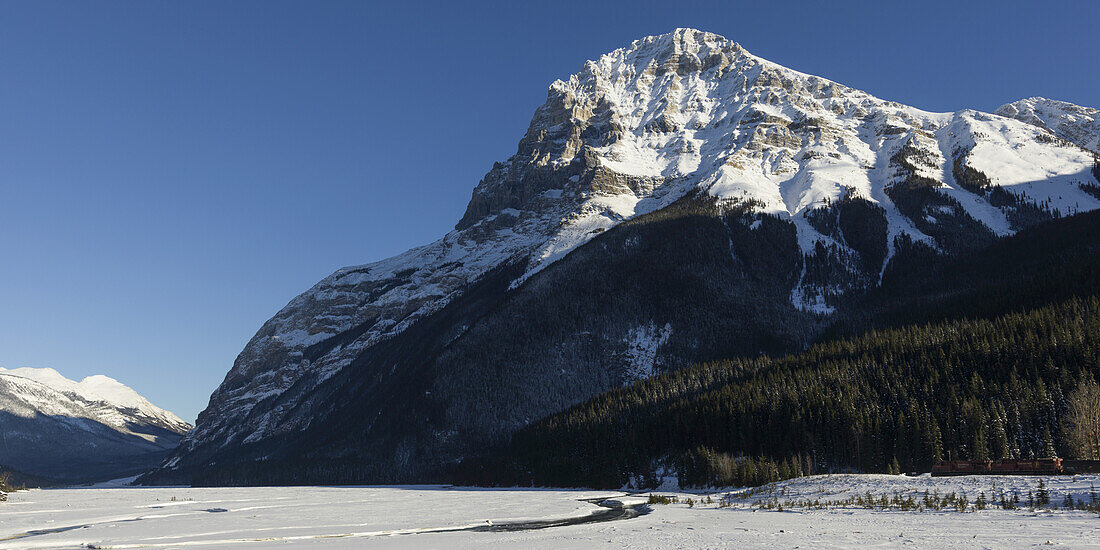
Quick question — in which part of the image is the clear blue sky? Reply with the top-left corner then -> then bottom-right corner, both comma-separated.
1,1 -> 1096,424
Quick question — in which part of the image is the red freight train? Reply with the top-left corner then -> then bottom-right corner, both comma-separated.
931,458 -> 1063,476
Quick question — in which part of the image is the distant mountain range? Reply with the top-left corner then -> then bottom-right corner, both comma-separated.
141,28 -> 1100,486
0,367 -> 190,483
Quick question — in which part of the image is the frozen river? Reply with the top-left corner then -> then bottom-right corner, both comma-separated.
2,475 -> 1100,548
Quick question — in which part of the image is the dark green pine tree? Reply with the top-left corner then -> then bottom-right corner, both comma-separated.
991,405 -> 1011,460
1041,428 -> 1058,459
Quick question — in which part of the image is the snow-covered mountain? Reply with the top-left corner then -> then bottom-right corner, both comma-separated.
996,97 -> 1100,154
0,367 -> 191,482
148,29 -> 1100,485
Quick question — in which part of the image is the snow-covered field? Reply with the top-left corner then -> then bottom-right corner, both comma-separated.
2,475 -> 1100,549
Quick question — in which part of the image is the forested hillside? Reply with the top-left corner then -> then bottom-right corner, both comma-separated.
455,211 -> 1100,489
843,207 -> 1100,333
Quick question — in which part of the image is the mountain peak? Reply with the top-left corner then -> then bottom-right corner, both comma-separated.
0,366 -> 189,430
154,30 -> 1100,486
635,27 -> 733,53
588,28 -> 746,82
1,366 -> 68,385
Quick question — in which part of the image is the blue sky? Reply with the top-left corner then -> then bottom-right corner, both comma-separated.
1,1 -> 1097,423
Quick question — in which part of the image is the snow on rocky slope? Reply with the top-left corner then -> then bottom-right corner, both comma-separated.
996,97 -> 1100,153
0,367 -> 190,481
168,29 -> 1100,476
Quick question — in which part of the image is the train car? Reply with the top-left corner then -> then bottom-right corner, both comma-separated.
931,458 -> 1062,476
1063,460 -> 1100,474
931,460 -> 991,476
988,458 -> 1062,474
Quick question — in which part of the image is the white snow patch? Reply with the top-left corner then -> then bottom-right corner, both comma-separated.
622,322 -> 672,382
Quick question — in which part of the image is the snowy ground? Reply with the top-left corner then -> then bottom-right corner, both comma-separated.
2,475 -> 1099,549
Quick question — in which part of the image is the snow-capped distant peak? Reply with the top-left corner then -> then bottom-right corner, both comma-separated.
0,366 -> 190,432
1,366 -> 70,387
0,366 -> 192,481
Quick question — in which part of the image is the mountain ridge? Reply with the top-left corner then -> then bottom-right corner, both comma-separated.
996,97 -> 1100,153
0,367 -> 191,482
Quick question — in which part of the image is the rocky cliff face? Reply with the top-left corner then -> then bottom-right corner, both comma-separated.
0,367 -> 190,482
148,29 -> 1100,485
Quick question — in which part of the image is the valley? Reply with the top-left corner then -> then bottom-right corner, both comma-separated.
3,475 -> 1100,548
